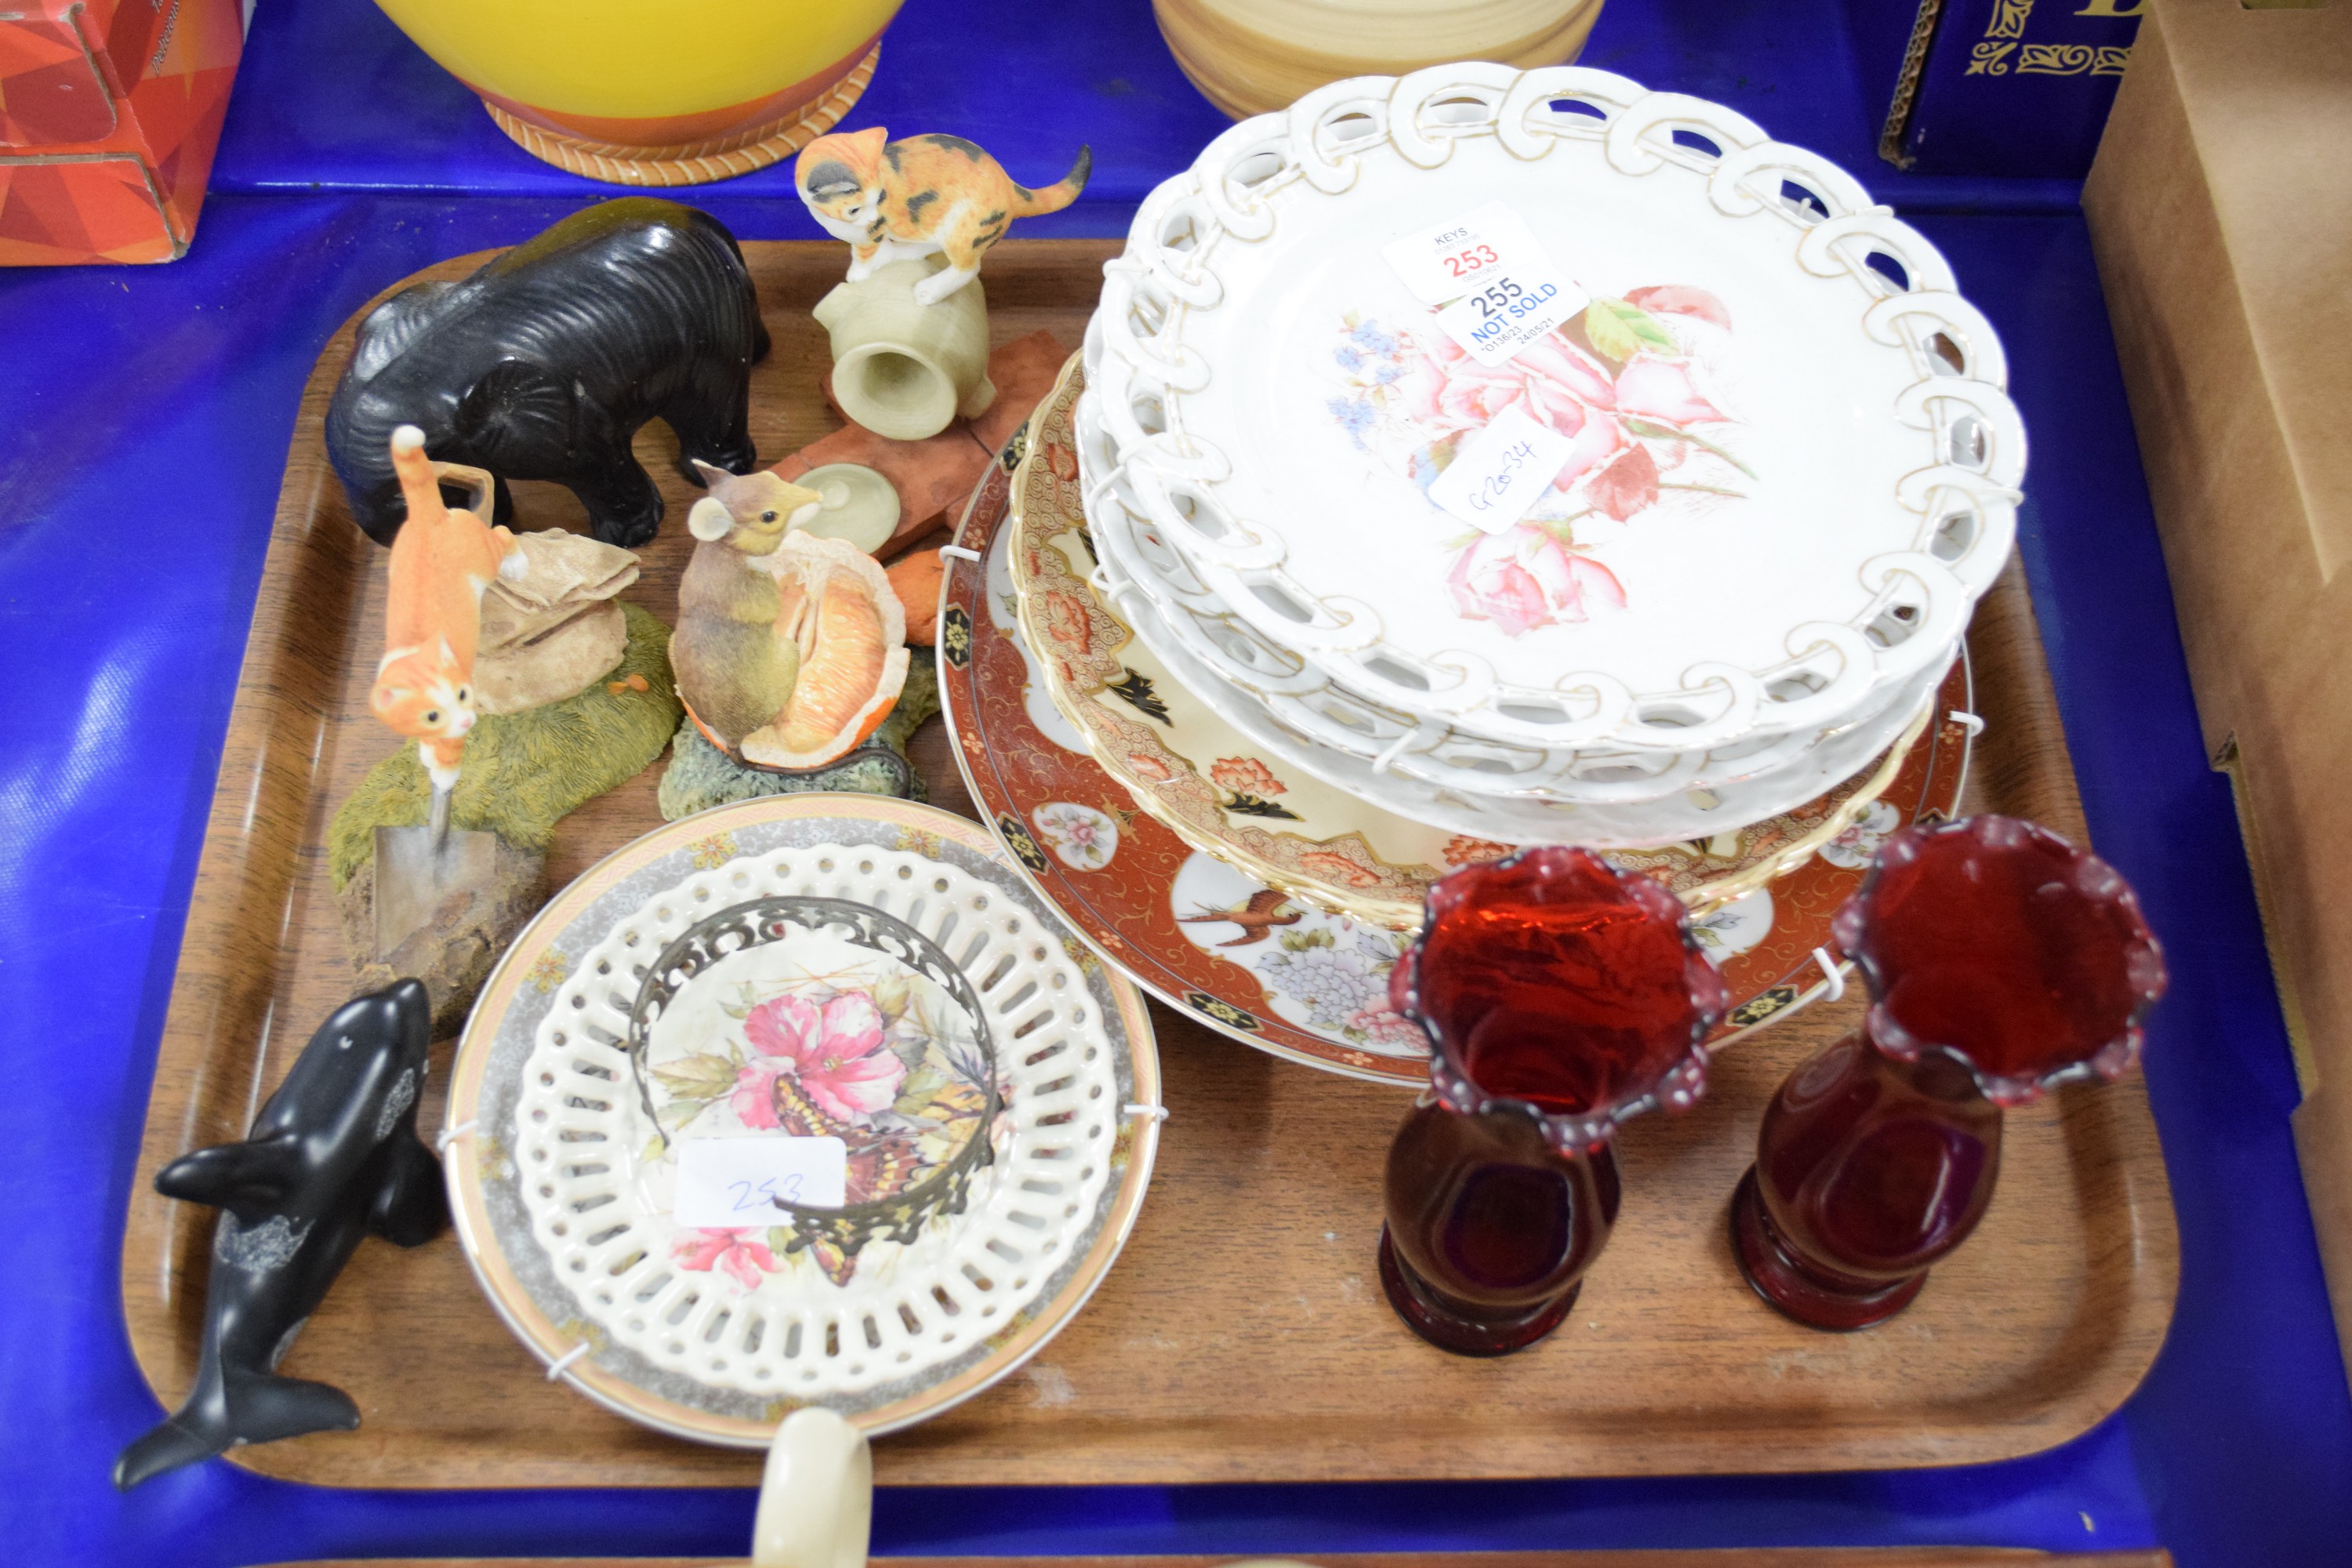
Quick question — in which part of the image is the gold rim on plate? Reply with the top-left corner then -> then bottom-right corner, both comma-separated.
442,793 -> 1160,1445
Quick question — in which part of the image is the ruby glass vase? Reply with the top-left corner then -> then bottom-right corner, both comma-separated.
1381,847 -> 1729,1356
1733,815 -> 2167,1330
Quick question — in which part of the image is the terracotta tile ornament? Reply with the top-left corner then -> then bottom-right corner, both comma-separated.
779,329 -> 1069,559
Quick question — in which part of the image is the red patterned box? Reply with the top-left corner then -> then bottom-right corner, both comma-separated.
1,0 -> 245,265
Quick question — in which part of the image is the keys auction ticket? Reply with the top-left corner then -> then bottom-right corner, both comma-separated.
1382,201 -> 1590,366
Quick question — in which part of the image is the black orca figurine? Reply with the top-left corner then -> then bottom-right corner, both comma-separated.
114,979 -> 447,1490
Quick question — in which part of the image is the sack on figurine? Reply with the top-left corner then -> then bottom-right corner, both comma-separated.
476,530 -> 642,713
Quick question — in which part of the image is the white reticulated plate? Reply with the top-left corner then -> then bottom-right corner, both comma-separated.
444,796 -> 1161,1446
1085,448 -> 1954,830
1080,63 -> 2019,760
1095,504 -> 1951,845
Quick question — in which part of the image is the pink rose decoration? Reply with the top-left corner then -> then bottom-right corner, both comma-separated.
1585,444 -> 1662,522
672,1228 -> 779,1291
733,989 -> 907,1127
1404,331 -> 1617,441
1613,355 -> 1726,428
1624,285 -> 1733,331
1447,525 -> 1627,637
1512,332 -> 1620,415
1548,411 -> 1627,494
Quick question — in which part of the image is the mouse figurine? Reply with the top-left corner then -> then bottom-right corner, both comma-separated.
671,462 -> 826,748
795,129 -> 1090,305
670,460 -> 909,771
326,198 -> 769,550
114,981 -> 445,1490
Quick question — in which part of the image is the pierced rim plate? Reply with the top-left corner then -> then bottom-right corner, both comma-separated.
444,796 -> 1161,1446
1083,64 -> 2019,757
1062,364 -> 1955,844
940,423 -> 1976,1085
1015,355 -> 1936,908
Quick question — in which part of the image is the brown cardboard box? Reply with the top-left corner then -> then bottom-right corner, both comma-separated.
2083,0 -> 2352,1370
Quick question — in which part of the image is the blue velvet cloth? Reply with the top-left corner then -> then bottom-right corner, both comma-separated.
2,2 -> 2346,1564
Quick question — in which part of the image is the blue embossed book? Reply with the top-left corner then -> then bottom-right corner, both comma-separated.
1849,0 -> 2142,178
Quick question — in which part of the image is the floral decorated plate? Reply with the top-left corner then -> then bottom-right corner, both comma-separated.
1084,435 -> 1951,811
1083,64 -> 2020,760
940,416 -> 1976,1085
1084,420 -> 1954,842
1023,356 -> 1938,881
443,796 -> 1160,1445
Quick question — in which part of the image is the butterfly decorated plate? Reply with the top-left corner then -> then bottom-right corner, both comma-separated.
939,404 -> 1976,1086
443,796 -> 1160,1445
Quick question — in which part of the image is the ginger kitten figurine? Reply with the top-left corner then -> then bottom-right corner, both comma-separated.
795,129 -> 1091,304
368,425 -> 524,786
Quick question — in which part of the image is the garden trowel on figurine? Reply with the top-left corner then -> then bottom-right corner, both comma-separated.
367,426 -> 521,957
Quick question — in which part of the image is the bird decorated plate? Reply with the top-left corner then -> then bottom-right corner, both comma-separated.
443,796 -> 1160,1445
939,416 -> 1976,1086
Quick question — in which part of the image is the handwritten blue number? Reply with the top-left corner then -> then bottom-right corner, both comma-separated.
726,1173 -> 809,1211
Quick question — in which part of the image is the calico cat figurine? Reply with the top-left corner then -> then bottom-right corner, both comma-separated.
795,129 -> 1091,305
368,425 -> 524,786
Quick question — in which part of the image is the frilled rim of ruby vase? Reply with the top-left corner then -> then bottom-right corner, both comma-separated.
1829,813 -> 2168,1108
1393,846 -> 1730,1155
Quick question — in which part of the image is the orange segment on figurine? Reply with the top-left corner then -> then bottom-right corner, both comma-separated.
759,536 -> 909,765
796,129 -> 1091,304
885,549 -> 945,645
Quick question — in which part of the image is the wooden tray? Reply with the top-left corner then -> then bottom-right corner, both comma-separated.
285,1554 -> 2172,1566
122,240 -> 2178,1491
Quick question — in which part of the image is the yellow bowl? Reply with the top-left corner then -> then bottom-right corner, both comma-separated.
374,0 -> 905,185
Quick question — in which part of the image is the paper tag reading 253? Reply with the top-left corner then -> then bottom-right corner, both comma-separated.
1382,201 -> 1590,368
1426,405 -> 1578,532
673,1135 -> 848,1229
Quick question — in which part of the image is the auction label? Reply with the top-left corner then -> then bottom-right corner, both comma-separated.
1426,405 -> 1577,532
673,1134 -> 848,1227
1381,201 -> 1590,365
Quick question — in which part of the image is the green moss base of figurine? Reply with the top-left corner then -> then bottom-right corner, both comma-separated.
659,648 -> 940,820
329,602 -> 682,891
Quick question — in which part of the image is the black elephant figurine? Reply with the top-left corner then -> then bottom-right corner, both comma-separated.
114,980 -> 446,1490
327,198 -> 770,550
